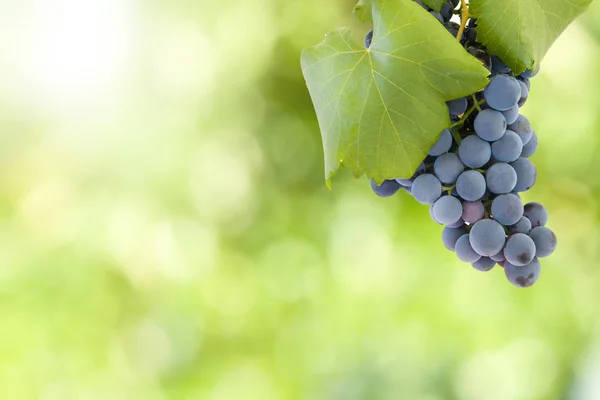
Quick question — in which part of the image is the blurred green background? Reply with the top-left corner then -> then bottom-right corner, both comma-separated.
1,0 -> 600,399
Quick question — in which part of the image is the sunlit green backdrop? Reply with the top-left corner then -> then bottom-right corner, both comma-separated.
1,1 -> 600,399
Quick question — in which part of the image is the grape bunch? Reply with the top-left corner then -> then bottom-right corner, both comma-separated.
366,1 -> 557,288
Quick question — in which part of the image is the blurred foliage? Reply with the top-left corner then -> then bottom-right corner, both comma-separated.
1,0 -> 600,399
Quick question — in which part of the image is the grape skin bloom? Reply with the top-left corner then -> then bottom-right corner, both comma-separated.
456,170 -> 486,201
504,233 -> 536,266
474,109 -> 506,142
456,234 -> 481,263
529,226 -> 557,257
486,163 -> 517,194
458,135 -> 492,168
491,193 -> 523,226
491,130 -> 523,163
432,196 -> 463,226
469,219 -> 506,257
505,258 -> 541,288
484,74 -> 521,111
434,153 -> 464,184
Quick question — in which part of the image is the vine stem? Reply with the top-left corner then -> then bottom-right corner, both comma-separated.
450,99 -> 485,128
456,0 -> 470,41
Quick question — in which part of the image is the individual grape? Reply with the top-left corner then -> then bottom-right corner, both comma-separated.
365,29 -> 373,49
520,132 -> 538,158
504,233 -> 536,266
490,251 -> 505,262
469,219 -> 506,257
472,257 -> 496,272
430,11 -> 444,23
428,129 -> 453,156
505,258 -> 541,288
456,234 -> 482,263
442,226 -> 467,251
484,74 -> 521,111
412,174 -> 442,204
447,98 -> 468,117
529,226 -> 557,257
430,204 -> 441,225
444,22 -> 459,37
465,29 -> 478,46
517,80 -> 529,107
395,178 -> 413,187
520,66 -> 540,79
523,202 -> 548,227
518,77 -> 531,91
474,109 -> 507,142
447,218 -> 465,229
371,179 -> 401,197
456,170 -> 486,201
508,216 -> 532,234
501,105 -> 520,125
434,153 -> 464,184
491,193 -> 523,226
491,130 -> 523,163
491,56 -> 511,75
462,201 -> 485,224
508,115 -> 533,145
510,158 -> 537,192
486,163 -> 517,194
458,135 -> 491,168
441,1 -> 455,20
433,196 -> 463,226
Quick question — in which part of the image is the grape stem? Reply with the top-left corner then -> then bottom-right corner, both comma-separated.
450,129 -> 462,145
450,99 -> 485,128
456,0 -> 470,41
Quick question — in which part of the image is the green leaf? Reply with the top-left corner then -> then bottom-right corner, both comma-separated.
354,0 -> 373,22
470,0 -> 594,73
423,0 -> 445,12
301,0 -> 489,184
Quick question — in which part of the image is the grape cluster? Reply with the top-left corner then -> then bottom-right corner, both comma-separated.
367,1 -> 557,288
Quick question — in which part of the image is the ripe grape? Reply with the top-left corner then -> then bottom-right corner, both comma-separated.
484,75 -> 521,111
474,109 -> 506,142
472,257 -> 496,272
508,216 -> 532,234
509,115 -> 533,145
456,234 -> 481,263
458,135 -> 491,168
462,201 -> 485,224
447,98 -> 468,117
517,80 -> 529,107
510,158 -> 537,192
469,219 -> 506,257
491,130 -> 523,163
504,233 -> 536,266
442,226 -> 467,251
505,258 -> 541,288
429,129 -> 453,156
432,196 -> 463,226
529,226 -> 557,257
395,178 -> 413,187
486,163 -> 517,194
520,132 -> 538,158
490,251 -> 505,262
491,56 -> 511,75
456,170 -> 486,201
501,105 -> 520,125
523,202 -> 548,227
491,193 -> 523,226
412,174 -> 442,204
371,179 -> 401,197
434,152 -> 464,184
